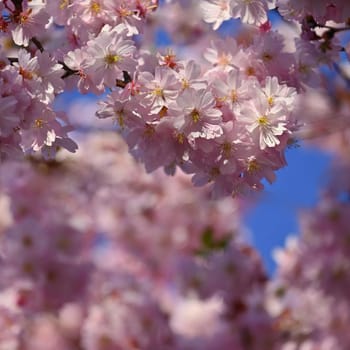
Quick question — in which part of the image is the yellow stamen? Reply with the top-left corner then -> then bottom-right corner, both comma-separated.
19,12 -> 30,24
190,109 -> 200,123
118,7 -> 133,18
34,119 -> 45,128
176,133 -> 185,144
231,90 -> 238,103
90,1 -> 101,14
258,115 -> 269,126
104,54 -> 122,64
152,87 -> 164,97
59,0 -> 70,10
247,159 -> 259,173
182,79 -> 190,89
218,53 -> 231,66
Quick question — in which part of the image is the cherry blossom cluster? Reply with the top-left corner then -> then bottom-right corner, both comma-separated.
0,0 -> 158,161
1,0 -> 350,197
95,0 -> 350,197
96,34 -> 299,197
200,0 -> 350,30
0,1 -> 75,160
0,42 -> 77,161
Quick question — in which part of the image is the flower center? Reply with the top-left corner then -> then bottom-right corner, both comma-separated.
246,66 -> 255,76
60,0 -> 70,10
19,67 -> 33,80
231,90 -> 238,103
18,9 -> 32,24
247,159 -> 259,173
218,53 -> 231,66
104,54 -> 122,65
90,1 -> 101,14
258,115 -> 269,126
152,87 -> 164,97
34,119 -> 45,128
190,109 -> 200,123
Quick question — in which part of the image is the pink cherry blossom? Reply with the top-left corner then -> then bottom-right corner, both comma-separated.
200,0 -> 232,30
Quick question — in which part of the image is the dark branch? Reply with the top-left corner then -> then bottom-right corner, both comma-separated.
31,37 -> 44,52
116,71 -> 132,88
11,0 -> 23,12
7,57 -> 18,64
59,60 -> 79,79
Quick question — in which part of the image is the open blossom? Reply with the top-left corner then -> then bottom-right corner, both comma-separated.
200,0 -> 271,29
104,0 -> 145,36
212,68 -> 255,113
261,76 -> 297,112
10,6 -> 50,46
204,38 -> 240,70
169,88 -> 223,142
231,0 -> 268,25
200,0 -> 232,30
72,0 -> 110,26
13,49 -> 64,103
19,103 -> 77,158
176,60 -> 206,91
139,67 -> 181,114
96,90 -> 143,130
86,25 -> 137,87
238,83 -> 295,150
241,105 -> 286,150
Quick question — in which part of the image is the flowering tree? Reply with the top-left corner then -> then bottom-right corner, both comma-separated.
1,0 -> 350,349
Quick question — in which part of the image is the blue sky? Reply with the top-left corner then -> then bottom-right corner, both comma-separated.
245,145 -> 332,274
